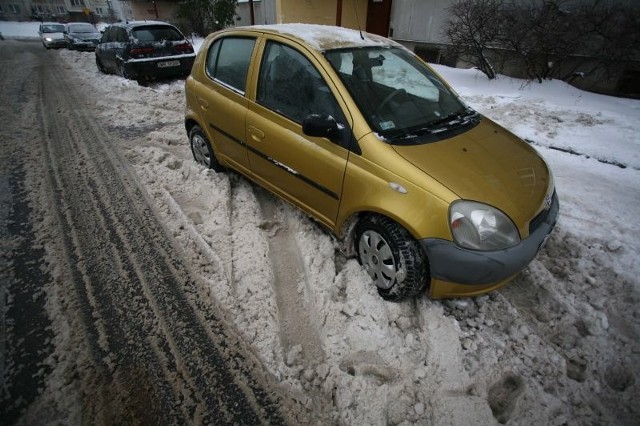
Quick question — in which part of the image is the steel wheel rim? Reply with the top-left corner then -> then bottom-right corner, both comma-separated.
191,133 -> 211,167
358,230 -> 397,290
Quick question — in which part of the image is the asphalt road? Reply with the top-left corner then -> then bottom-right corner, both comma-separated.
0,40 -> 302,425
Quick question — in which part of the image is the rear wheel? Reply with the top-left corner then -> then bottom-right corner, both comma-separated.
355,215 -> 428,302
95,56 -> 107,74
189,125 -> 224,172
117,61 -> 131,80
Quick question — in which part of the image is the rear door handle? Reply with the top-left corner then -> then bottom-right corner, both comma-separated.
197,97 -> 209,110
248,125 -> 265,142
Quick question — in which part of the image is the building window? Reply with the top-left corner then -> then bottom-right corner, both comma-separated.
57,5 -> 66,13
94,7 -> 103,15
34,5 -> 49,13
70,0 -> 83,7
9,4 -> 20,13
0,4 -> 4,14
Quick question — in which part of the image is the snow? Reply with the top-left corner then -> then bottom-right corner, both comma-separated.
3,21 -> 640,425
250,23 -> 396,51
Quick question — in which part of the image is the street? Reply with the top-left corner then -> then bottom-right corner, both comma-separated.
0,40 -> 302,424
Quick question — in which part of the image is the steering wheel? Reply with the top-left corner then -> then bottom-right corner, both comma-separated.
376,88 -> 406,117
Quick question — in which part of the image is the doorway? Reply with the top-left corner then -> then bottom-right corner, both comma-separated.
366,0 -> 392,37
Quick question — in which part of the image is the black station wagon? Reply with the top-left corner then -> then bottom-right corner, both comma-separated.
95,21 -> 196,81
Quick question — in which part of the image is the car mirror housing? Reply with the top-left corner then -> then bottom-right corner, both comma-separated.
302,114 -> 341,142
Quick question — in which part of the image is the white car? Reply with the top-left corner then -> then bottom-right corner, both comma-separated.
39,22 -> 66,49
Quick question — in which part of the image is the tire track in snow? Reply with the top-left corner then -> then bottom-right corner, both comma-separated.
252,189 -> 325,365
24,44 -> 297,424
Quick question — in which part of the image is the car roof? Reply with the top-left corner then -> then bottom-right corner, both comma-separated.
66,22 -> 97,28
109,20 -> 177,29
226,24 -> 398,52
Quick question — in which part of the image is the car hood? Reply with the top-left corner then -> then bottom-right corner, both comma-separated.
391,117 -> 551,226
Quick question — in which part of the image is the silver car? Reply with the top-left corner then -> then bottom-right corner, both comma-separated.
39,22 -> 66,49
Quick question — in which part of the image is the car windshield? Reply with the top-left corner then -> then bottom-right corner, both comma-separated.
132,26 -> 184,42
68,24 -> 97,33
43,24 -> 65,33
325,47 -> 475,142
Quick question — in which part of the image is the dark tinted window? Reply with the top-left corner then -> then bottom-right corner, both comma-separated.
206,37 -> 256,94
132,26 -> 183,42
116,28 -> 128,42
100,27 -> 113,42
257,42 -> 344,125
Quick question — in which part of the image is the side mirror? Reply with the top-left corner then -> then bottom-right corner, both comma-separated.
302,114 -> 341,142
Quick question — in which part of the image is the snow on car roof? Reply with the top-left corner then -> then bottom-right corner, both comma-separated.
248,23 -> 398,51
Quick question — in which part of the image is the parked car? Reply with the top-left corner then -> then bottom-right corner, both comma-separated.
38,22 -> 66,49
185,24 -> 559,301
95,21 -> 195,81
64,22 -> 101,51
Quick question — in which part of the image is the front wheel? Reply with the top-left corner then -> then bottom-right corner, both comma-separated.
355,215 -> 428,302
189,125 -> 224,172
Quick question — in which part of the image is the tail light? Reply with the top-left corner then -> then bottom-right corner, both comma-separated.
130,46 -> 155,57
175,43 -> 194,53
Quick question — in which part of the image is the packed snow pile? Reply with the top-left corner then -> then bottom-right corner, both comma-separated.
33,43 -> 640,425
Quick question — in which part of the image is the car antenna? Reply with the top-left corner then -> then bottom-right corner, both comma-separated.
353,0 -> 364,40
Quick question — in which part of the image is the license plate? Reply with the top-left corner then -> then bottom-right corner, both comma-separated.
157,60 -> 180,68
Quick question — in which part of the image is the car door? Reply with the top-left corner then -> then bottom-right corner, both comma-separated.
246,39 -> 352,228
196,36 -> 257,174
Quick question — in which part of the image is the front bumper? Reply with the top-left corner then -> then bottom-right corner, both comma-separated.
421,192 -> 559,298
122,54 -> 196,80
68,39 -> 99,50
44,38 -> 66,48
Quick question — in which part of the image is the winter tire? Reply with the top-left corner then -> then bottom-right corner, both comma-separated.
117,61 -> 131,80
96,56 -> 107,74
189,125 -> 224,172
355,215 -> 428,302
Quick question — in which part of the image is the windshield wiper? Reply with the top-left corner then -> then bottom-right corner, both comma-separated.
413,108 -> 478,135
379,108 -> 479,142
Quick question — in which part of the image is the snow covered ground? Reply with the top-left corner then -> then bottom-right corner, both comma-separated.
2,21 -> 639,425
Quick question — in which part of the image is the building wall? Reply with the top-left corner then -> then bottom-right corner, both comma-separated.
235,0 -> 367,30
389,0 -> 454,43
235,0 -> 277,26
128,0 -> 176,22
0,0 -> 118,22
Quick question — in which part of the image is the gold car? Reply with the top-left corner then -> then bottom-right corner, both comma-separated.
184,24 -> 559,301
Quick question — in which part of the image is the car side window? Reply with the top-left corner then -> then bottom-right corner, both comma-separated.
257,41 -> 345,127
101,27 -> 112,42
116,28 -> 128,43
205,37 -> 256,94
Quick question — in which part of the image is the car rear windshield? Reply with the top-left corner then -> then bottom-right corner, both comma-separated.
325,47 -> 474,143
132,26 -> 184,42
68,23 -> 97,33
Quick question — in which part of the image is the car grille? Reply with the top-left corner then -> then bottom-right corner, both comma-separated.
529,191 -> 556,235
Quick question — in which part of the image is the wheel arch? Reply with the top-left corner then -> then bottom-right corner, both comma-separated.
338,209 -> 431,260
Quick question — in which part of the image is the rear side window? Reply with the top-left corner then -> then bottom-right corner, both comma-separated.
132,26 -> 183,42
116,28 -> 128,43
205,37 -> 256,94
101,27 -> 113,42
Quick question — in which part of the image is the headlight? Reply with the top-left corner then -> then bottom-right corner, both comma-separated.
449,200 -> 520,250
45,37 -> 53,42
